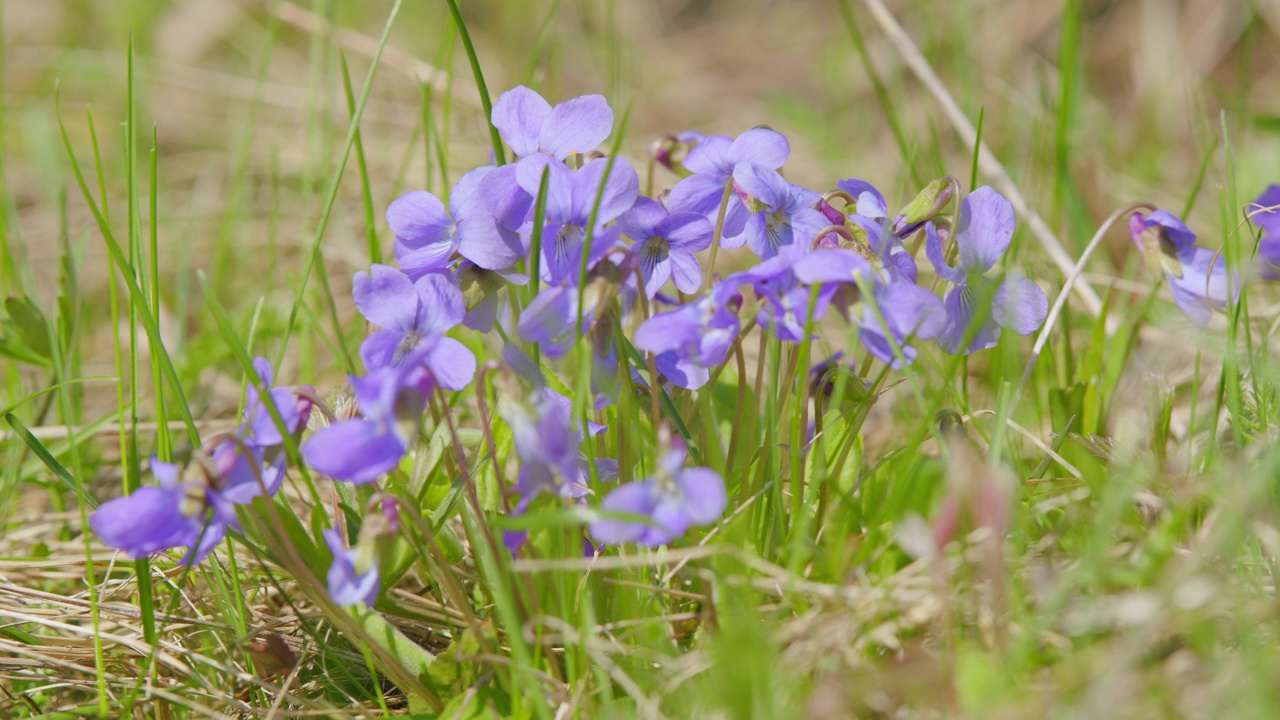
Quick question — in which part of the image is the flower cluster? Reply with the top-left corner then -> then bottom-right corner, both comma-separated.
93,84 -> 1255,607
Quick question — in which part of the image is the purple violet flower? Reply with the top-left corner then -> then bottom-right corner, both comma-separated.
352,264 -> 476,390
241,357 -> 310,449
323,528 -> 379,607
589,444 -> 726,547
1250,185 -> 1280,280
791,248 -> 943,366
618,197 -> 713,297
388,167 -> 524,275
924,187 -> 1048,353
1128,210 -> 1236,327
729,163 -> 827,259
634,281 -> 743,390
727,244 -> 836,343
491,85 -> 614,161
90,458 -> 236,566
512,153 -> 639,285
301,349 -> 433,485
505,389 -> 616,505
666,127 -> 791,243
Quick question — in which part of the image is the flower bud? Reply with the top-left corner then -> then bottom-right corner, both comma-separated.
890,177 -> 957,237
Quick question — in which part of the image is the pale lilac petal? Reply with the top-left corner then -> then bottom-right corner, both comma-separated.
836,179 -> 888,220
676,468 -> 727,525
491,85 -> 553,158
479,164 -> 534,231
993,274 -> 1048,335
955,187 -> 1015,273
360,329 -> 411,371
634,308 -> 698,354
302,420 -> 405,485
90,487 -> 190,557
727,127 -> 790,169
669,251 -> 703,294
353,265 -> 420,332
449,166 -> 495,219
645,496 -> 691,545
924,222 -> 965,284
423,336 -> 477,391
539,94 -> 613,160
518,285 -> 575,347
732,162 -> 790,210
667,172 -> 729,217
655,350 -> 710,390
413,273 -> 466,336
1168,247 -> 1234,327
660,212 -> 714,252
938,285 -> 999,354
515,154 -> 575,222
590,480 -> 657,544
457,215 -> 523,270
324,528 -> 380,606
394,239 -> 455,280
386,191 -> 453,248
618,197 -> 667,241
680,134 -> 733,177
792,249 -> 874,285
570,157 -> 639,225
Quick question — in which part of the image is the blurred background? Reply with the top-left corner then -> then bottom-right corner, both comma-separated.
2,0 -> 1277,411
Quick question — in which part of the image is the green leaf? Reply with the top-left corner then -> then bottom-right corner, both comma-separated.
4,296 -> 52,360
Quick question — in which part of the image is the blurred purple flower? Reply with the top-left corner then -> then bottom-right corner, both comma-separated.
491,85 -> 614,160
618,197 -> 713,297
323,528 -> 379,606
1250,185 -> 1280,280
925,187 -> 1048,353
90,458 -> 236,566
666,127 -> 791,244
241,357 -> 310,449
730,244 -> 836,342
1128,210 -> 1236,327
506,389 -> 616,504
790,247 -> 943,366
301,350 -> 433,485
589,445 -> 726,547
634,281 -> 742,390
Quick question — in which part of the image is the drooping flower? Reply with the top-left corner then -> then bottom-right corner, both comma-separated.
924,187 -> 1048,353
1128,210 -> 1236,327
240,357 -> 311,450
388,167 -> 523,275
504,389 -> 615,504
352,264 -> 476,389
491,85 -> 614,161
589,444 -> 726,547
301,350 -> 433,485
1249,185 -> 1280,280
618,197 -> 713,297
791,248 -> 944,367
666,127 -> 791,242
729,163 -> 827,259
323,528 -> 379,606
827,179 -> 919,283
727,243 -> 836,343
634,280 -> 742,390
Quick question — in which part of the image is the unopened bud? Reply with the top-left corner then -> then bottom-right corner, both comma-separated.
891,177 -> 956,237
